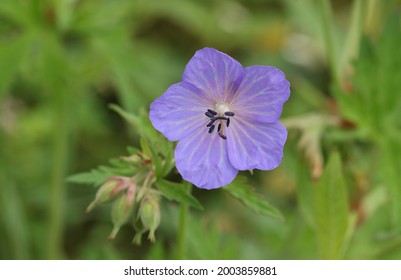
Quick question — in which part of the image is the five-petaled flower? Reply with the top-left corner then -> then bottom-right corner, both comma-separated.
150,48 -> 290,189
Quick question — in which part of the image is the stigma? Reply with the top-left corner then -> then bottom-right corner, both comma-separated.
204,107 -> 234,140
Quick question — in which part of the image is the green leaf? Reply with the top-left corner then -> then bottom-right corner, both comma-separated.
314,152 -> 349,259
66,169 -> 113,186
379,137 -> 401,229
224,176 -> 284,222
67,147 -> 148,187
155,179 -> 203,210
295,153 -> 315,228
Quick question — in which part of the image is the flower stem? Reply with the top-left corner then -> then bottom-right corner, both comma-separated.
177,183 -> 191,259
319,0 -> 340,87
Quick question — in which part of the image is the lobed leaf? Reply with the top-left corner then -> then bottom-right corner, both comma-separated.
66,169 -> 112,186
224,176 -> 285,222
155,179 -> 203,210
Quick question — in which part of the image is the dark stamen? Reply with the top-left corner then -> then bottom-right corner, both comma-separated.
224,111 -> 235,117
206,116 -> 227,128
207,109 -> 217,115
206,119 -> 215,127
219,133 -> 227,140
205,111 -> 215,118
204,109 -> 232,140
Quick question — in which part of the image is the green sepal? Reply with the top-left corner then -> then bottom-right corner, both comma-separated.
109,191 -> 136,240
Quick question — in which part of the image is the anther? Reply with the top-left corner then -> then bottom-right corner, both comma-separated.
207,109 -> 217,115
206,116 -> 227,127
224,111 -> 235,117
204,109 -> 232,140
206,118 -> 216,127
219,133 -> 227,140
205,111 -> 215,118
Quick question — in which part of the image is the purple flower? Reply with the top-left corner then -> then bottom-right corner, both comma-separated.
150,48 -> 290,190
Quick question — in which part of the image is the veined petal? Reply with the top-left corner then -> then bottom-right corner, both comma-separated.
226,119 -> 287,171
175,128 -> 238,190
150,82 -> 212,141
230,66 -> 290,123
182,48 -> 244,104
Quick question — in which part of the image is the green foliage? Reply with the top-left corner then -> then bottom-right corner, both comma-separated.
111,105 -> 175,178
67,106 -> 205,242
335,14 -> 401,137
67,169 -> 113,186
334,12 -> 401,231
1,0 -> 401,260
313,152 -> 350,259
225,176 -> 284,222
186,213 -> 240,260
155,179 -> 203,210
67,153 -> 144,186
378,137 -> 401,229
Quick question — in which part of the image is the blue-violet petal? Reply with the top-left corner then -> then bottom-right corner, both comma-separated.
231,66 -> 290,123
150,82 -> 212,141
182,48 -> 244,103
226,119 -> 287,171
175,127 -> 238,189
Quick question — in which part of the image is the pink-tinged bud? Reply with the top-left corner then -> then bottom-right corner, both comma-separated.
125,184 -> 137,209
108,185 -> 137,240
139,193 -> 160,242
86,176 -> 131,213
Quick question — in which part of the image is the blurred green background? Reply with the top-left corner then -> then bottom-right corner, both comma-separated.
1,0 -> 401,260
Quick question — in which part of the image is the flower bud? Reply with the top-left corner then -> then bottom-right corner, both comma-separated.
86,176 -> 131,213
139,193 -> 160,242
108,184 -> 137,240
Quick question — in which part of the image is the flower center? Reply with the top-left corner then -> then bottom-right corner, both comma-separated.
204,107 -> 235,140
215,103 -> 230,115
